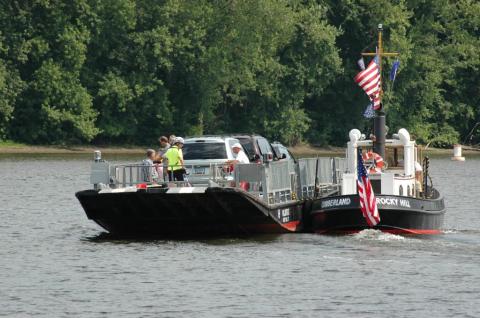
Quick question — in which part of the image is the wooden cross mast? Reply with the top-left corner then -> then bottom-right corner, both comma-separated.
361,24 -> 399,104
361,24 -> 399,160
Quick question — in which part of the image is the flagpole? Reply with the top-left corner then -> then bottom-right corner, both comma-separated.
375,24 -> 385,159
360,24 -> 399,160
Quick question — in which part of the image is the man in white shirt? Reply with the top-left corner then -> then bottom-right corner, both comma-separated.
230,143 -> 249,164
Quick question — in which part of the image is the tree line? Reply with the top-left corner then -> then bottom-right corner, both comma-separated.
0,0 -> 478,147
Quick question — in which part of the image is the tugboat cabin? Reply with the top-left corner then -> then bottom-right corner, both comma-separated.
342,128 -> 422,198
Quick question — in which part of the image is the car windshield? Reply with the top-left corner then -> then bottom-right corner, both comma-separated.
182,142 -> 227,160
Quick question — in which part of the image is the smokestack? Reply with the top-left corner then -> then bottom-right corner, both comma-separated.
374,111 -> 386,159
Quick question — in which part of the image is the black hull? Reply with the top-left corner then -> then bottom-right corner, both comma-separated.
76,187 -> 304,237
311,192 -> 445,234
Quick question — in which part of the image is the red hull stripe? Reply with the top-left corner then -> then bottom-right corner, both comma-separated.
280,220 -> 300,231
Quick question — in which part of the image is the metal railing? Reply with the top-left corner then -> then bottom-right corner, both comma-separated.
265,160 -> 296,204
297,157 -> 346,199
91,155 -> 346,205
111,164 -> 156,187
108,163 -> 235,187
334,157 -> 348,184
234,163 -> 265,198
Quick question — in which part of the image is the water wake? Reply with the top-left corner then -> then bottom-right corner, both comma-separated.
353,229 -> 406,242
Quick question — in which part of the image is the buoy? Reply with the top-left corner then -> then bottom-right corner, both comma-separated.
451,144 -> 465,161
363,151 -> 384,173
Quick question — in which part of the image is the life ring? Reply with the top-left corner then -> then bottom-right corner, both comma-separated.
362,151 -> 384,173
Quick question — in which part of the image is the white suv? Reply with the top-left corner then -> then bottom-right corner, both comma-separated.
182,136 -> 248,185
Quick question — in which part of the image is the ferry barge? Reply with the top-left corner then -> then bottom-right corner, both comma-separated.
76,155 -> 339,237
76,186 -> 304,236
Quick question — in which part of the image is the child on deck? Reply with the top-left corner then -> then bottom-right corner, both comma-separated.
142,149 -> 159,183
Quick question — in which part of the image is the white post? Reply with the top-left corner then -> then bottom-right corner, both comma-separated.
452,144 -> 466,161
404,143 -> 414,176
347,129 -> 361,174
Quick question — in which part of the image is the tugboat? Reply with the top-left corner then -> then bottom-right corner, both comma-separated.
310,128 -> 445,234
310,24 -> 445,234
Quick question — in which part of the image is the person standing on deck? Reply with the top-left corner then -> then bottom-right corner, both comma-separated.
142,149 -> 159,182
168,134 -> 177,146
154,136 -> 170,181
157,136 -> 171,158
165,137 -> 185,181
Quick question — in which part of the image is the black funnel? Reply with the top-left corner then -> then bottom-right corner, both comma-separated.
374,111 -> 386,159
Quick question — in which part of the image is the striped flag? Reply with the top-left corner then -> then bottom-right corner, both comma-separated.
354,59 -> 381,110
357,149 -> 380,226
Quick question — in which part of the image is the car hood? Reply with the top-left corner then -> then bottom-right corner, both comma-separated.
183,159 -> 229,166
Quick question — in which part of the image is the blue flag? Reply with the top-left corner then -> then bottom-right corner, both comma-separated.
363,103 -> 375,119
390,60 -> 400,81
357,57 -> 365,70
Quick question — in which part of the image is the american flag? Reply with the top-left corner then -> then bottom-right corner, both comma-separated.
357,149 -> 380,226
354,59 -> 381,110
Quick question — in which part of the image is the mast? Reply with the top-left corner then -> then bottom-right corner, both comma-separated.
361,24 -> 399,159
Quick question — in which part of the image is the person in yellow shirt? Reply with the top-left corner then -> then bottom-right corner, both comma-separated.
164,137 -> 185,181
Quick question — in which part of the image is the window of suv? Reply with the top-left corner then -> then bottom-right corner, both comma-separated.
182,142 -> 227,160
236,137 -> 255,158
257,138 -> 273,156
272,143 -> 295,161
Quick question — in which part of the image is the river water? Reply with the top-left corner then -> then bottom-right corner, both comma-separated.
1,153 -> 479,317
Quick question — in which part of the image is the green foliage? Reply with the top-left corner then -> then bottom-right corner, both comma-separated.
0,0 -> 477,146
0,140 -> 26,147
25,60 -> 98,143
264,107 -> 311,146
0,59 -> 24,140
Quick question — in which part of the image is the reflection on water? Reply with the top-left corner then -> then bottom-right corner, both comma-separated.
0,154 -> 480,317
84,232 -> 284,245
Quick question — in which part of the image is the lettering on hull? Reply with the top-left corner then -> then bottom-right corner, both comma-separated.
277,208 -> 291,223
320,196 -> 413,209
321,198 -> 352,209
376,197 -> 411,208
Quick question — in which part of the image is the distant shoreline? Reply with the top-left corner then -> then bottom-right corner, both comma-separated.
1,143 -> 478,156
0,143 -> 342,156
0,144 -> 145,154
